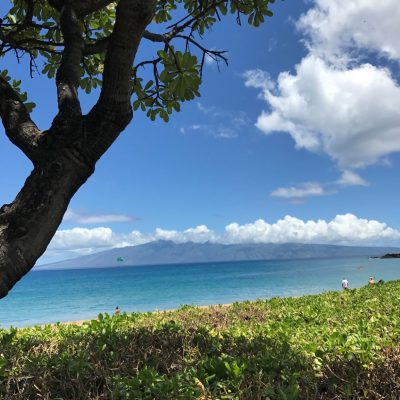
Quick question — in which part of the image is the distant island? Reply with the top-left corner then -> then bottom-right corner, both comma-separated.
37,240 -> 400,270
378,253 -> 400,259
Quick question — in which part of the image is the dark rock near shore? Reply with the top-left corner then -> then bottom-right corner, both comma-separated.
380,253 -> 400,259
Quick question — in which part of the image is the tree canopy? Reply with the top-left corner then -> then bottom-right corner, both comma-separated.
1,0 -> 275,120
0,0 -> 276,298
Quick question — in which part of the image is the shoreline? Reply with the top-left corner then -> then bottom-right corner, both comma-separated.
3,283 -> 383,329
61,303 -> 232,327
3,255 -> 395,329
2,302 -> 248,330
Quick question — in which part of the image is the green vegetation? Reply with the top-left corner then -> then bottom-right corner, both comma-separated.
2,282 -> 400,399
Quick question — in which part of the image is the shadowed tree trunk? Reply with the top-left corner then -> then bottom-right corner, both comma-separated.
0,0 -> 156,298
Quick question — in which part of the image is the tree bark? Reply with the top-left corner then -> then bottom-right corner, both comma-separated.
0,107 -> 132,298
0,144 -> 93,297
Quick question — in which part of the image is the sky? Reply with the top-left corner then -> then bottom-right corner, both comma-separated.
2,0 -> 400,264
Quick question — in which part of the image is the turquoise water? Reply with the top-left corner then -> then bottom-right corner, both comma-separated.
1,257 -> 400,328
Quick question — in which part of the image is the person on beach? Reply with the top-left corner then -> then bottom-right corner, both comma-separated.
341,278 -> 349,290
368,276 -> 375,285
114,306 -> 120,316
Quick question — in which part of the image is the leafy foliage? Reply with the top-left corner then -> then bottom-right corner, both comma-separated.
0,69 -> 35,111
0,0 -> 276,120
133,48 -> 200,122
2,281 -> 400,398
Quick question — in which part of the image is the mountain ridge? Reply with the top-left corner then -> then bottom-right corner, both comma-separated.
37,240 -> 400,270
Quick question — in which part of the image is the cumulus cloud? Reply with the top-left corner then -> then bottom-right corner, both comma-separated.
244,0 -> 400,175
245,57 -> 400,169
337,170 -> 368,187
41,214 -> 400,264
42,227 -> 152,264
64,209 -> 134,224
42,225 -> 217,263
271,182 -> 327,199
223,214 -> 400,245
297,0 -> 400,63
243,69 -> 273,91
49,227 -> 149,251
154,225 -> 217,243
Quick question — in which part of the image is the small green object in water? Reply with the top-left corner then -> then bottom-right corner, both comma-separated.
117,257 -> 124,262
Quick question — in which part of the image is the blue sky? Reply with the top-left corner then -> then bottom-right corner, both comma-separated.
2,0 -> 400,263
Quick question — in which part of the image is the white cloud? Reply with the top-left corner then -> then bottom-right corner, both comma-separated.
42,227 -> 152,264
223,214 -> 400,245
212,126 -> 238,139
64,209 -> 134,224
197,102 -> 219,116
155,225 -> 217,243
245,56 -> 400,169
232,112 -> 251,127
298,0 -> 400,63
270,173 -> 367,201
50,227 -> 116,250
244,0 -> 400,173
337,170 -> 368,187
180,102 -> 250,139
42,225 -> 216,263
271,182 -> 327,199
243,69 -> 274,91
181,123 -> 238,139
40,214 -> 400,264
205,53 -> 214,65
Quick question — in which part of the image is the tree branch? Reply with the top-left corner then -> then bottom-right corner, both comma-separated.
54,4 -> 84,121
49,0 -> 116,16
143,29 -> 177,43
15,37 -> 63,48
94,0 -> 156,109
0,75 -> 42,163
3,0 -> 35,37
75,0 -> 116,17
84,36 -> 109,55
166,0 -> 226,32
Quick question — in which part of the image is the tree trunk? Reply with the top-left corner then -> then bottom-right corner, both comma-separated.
0,103 -> 132,298
0,142 -> 95,298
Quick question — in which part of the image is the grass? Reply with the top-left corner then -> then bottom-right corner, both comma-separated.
1,281 -> 400,399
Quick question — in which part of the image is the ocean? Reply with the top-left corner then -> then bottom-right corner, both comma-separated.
1,256 -> 399,328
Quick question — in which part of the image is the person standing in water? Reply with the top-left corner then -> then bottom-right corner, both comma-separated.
341,278 -> 349,290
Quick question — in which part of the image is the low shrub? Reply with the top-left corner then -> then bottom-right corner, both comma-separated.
1,281 -> 400,399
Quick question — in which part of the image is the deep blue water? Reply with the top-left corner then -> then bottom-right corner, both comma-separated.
1,257 -> 400,328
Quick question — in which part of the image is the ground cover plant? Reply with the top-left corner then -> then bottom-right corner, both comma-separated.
1,281 -> 400,399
